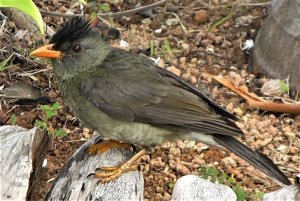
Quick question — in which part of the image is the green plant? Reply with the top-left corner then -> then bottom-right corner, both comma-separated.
199,167 -> 264,201
99,3 -> 110,12
9,114 -> 17,125
35,101 -> 67,137
0,54 -> 14,72
151,39 -> 181,56
208,13 -> 233,32
0,0 -> 44,34
279,80 -> 290,93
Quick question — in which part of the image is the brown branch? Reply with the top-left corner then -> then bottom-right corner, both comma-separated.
211,75 -> 300,114
39,0 -> 167,19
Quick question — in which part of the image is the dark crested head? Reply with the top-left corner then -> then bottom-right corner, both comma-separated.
50,17 -> 92,50
31,16 -> 112,81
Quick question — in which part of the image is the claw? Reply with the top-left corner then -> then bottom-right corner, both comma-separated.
89,149 -> 146,183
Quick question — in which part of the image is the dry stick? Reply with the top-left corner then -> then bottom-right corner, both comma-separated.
211,75 -> 300,114
193,1 -> 271,11
39,0 -> 167,19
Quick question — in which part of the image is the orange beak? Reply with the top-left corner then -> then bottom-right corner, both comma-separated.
30,44 -> 62,59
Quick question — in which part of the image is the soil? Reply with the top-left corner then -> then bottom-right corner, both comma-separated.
0,0 -> 299,201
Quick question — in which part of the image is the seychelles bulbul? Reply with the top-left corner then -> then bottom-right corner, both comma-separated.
31,17 -> 291,186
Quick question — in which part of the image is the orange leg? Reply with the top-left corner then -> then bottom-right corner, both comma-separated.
94,149 -> 146,183
87,139 -> 132,155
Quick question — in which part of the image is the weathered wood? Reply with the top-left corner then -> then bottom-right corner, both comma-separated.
252,0 -> 300,90
0,126 -> 49,201
45,135 -> 144,201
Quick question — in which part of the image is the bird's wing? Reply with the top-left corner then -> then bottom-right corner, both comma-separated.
80,49 -> 242,136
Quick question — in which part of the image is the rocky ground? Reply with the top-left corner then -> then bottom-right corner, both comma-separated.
0,0 -> 299,201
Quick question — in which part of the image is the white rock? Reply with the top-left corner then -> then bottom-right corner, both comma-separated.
242,39 -> 254,50
261,79 -> 289,96
171,175 -> 236,201
166,18 -> 179,26
120,39 -> 129,48
263,185 -> 300,201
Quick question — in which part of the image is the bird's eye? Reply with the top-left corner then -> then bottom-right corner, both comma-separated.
72,44 -> 81,53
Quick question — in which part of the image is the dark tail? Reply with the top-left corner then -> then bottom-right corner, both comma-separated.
213,135 -> 291,186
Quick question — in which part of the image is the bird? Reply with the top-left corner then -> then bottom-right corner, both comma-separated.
31,17 -> 291,186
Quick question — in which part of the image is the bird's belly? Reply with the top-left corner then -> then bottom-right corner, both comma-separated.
100,121 -> 176,146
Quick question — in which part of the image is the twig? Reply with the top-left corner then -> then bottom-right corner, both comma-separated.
0,49 -> 39,66
0,11 -> 8,30
39,0 -> 167,19
17,68 -> 51,77
171,12 -> 188,34
4,105 -> 19,115
193,1 -> 271,11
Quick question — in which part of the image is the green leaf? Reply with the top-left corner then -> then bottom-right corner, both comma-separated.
10,114 -> 17,125
99,3 -> 110,12
163,39 -> 173,55
51,101 -> 60,110
54,128 -> 67,137
34,120 -> 47,130
0,0 -> 45,34
208,13 -> 233,32
233,183 -> 246,201
0,54 -> 14,72
78,0 -> 87,5
218,172 -> 228,184
279,80 -> 290,93
226,176 -> 235,186
200,166 -> 206,173
41,105 -> 51,111
46,110 -> 54,119
168,182 -> 175,189
254,191 -> 264,199
207,167 -> 219,176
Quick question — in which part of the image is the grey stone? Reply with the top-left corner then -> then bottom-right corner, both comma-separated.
171,175 -> 236,201
263,185 -> 300,201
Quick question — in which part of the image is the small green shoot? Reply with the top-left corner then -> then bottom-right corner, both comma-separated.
163,39 -> 173,55
254,190 -> 265,200
78,0 -> 87,5
99,3 -> 113,23
232,182 -> 247,201
168,182 -> 175,189
41,101 -> 60,119
0,54 -> 14,72
153,39 -> 181,56
208,13 -> 233,31
279,80 -> 290,93
35,101 -> 67,137
9,114 -> 17,125
99,3 -> 110,12
199,166 -> 263,201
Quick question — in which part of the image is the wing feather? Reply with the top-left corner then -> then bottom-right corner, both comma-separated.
80,49 -> 242,136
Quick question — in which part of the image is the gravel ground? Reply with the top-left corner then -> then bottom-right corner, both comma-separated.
0,0 -> 299,200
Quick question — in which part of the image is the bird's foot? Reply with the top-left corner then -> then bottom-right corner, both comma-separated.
87,139 -> 132,155
94,163 -> 138,183
91,149 -> 146,183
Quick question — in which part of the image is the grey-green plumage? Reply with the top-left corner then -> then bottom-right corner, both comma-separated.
49,17 -> 290,186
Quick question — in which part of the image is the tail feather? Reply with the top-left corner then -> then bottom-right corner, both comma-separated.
213,135 -> 291,186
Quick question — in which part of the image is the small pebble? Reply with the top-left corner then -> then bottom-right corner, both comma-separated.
166,18 -> 179,26
194,10 -> 209,24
